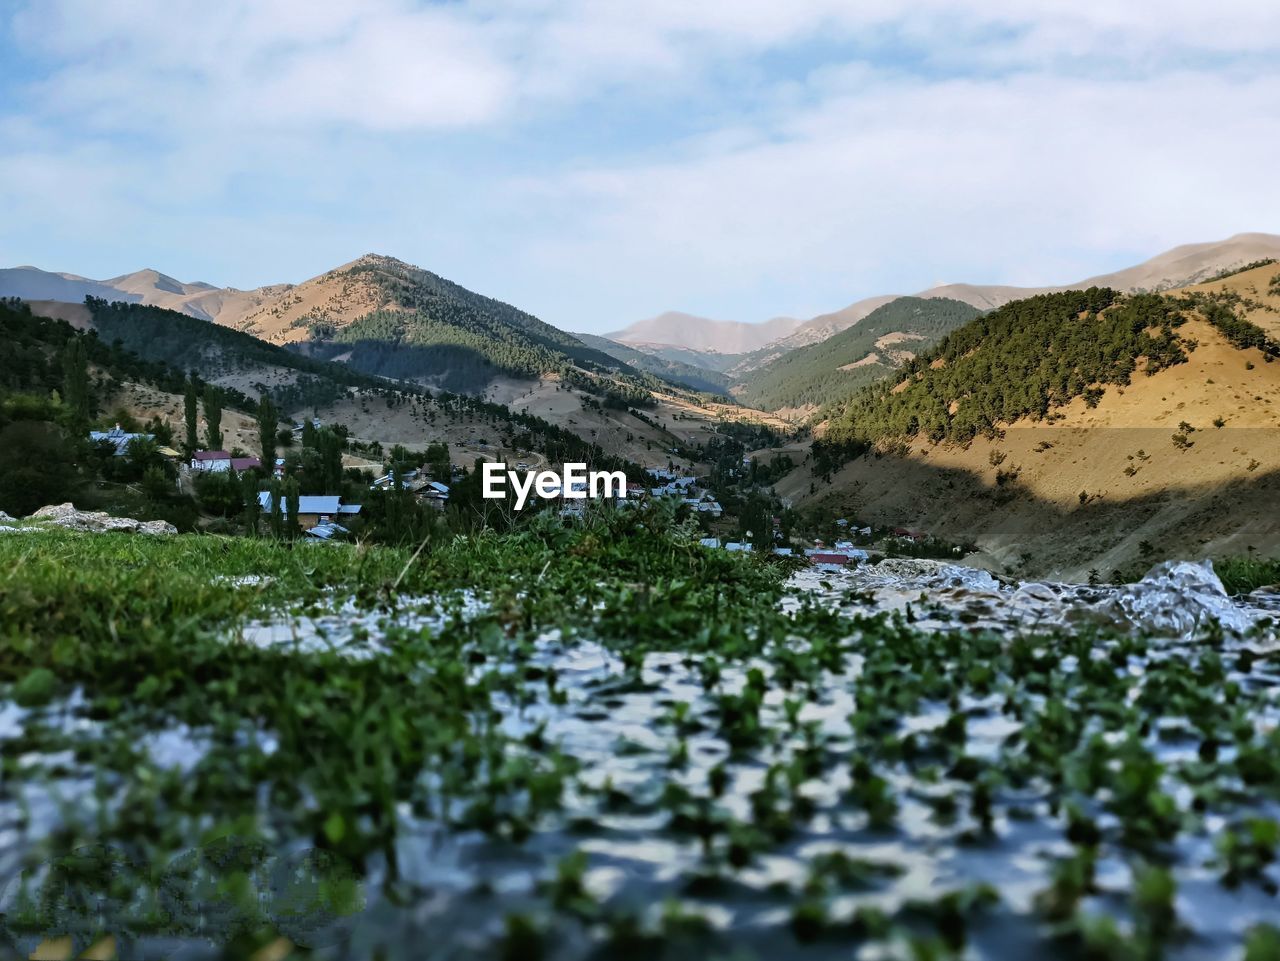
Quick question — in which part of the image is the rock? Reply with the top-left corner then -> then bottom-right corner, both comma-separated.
26,503 -> 177,535
0,511 -> 15,524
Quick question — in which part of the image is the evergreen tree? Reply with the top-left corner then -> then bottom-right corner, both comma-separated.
283,477 -> 300,535
203,385 -> 223,451
241,472 -> 262,536
184,376 -> 199,452
268,480 -> 284,538
60,336 -> 91,432
257,395 -> 278,473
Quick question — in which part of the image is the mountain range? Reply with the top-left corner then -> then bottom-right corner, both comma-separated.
5,232 -> 1280,420
609,232 -> 1280,360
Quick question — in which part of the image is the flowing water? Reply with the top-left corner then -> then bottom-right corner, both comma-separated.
3,559 -> 1279,959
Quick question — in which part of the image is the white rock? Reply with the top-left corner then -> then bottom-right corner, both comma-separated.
26,503 -> 177,535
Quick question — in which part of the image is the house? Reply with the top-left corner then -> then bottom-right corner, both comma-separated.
806,551 -> 851,566
257,492 -> 363,531
89,426 -> 154,457
231,457 -> 262,473
191,450 -> 232,472
804,547 -> 869,566
421,481 -> 450,500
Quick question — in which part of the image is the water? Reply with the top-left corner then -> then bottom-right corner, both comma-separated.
789,557 -> 1279,645
3,560 -> 1279,959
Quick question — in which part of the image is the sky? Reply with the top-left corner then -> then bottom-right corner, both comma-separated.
1,1 -> 1278,334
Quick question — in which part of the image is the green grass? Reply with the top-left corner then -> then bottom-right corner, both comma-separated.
1216,556 -> 1280,595
1,515 -> 1278,959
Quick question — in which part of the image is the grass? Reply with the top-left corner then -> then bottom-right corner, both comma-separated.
0,512 -> 1278,958
1216,556 -> 1280,595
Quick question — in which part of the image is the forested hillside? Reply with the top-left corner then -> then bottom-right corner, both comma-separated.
298,256 -> 647,393
818,288 -> 1191,456
735,297 -> 981,410
85,296 -> 382,411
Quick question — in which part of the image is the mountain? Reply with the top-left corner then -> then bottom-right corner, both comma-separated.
2,255 -> 671,400
607,310 -> 800,354
0,266 -> 143,305
0,265 -> 283,324
17,297 -> 662,471
767,264 -> 1280,577
609,232 -> 1280,365
735,297 -> 982,412
573,333 -> 732,395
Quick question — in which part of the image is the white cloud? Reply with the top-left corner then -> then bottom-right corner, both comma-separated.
1,0 -> 1278,329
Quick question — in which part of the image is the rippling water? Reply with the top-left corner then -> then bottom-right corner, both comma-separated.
4,558 -> 1279,959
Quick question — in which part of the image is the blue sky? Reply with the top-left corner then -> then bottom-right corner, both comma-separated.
1,1 -> 1278,333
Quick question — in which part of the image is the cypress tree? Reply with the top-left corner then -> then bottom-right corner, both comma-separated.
203,386 -> 223,451
241,473 -> 261,536
268,480 -> 284,538
284,477 -> 300,535
184,376 -> 200,452
61,336 -> 91,432
257,395 -> 278,474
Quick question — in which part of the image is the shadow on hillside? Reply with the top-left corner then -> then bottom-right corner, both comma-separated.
291,339 -> 526,395
811,428 -> 1280,578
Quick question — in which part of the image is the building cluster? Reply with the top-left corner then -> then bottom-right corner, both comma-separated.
369,468 -> 450,507
643,467 -> 723,517
256,492 -> 362,540
190,450 -> 263,474
697,536 -> 870,567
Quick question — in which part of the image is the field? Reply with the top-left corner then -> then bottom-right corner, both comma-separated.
1,515 -> 1279,959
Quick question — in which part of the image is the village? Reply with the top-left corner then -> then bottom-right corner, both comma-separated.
85,421 -> 968,560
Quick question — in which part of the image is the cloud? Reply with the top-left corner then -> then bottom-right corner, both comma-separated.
1,0 -> 1277,329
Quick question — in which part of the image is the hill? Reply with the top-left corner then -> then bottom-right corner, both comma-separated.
733,297 -> 982,412
22,298 -> 682,471
772,273 -> 1280,578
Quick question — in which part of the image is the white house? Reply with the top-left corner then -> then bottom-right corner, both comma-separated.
191,450 -> 232,472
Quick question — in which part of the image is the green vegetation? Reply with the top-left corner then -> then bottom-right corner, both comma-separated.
1205,258 -> 1278,283
301,257 -> 659,397
818,289 -> 1189,462
1183,291 -> 1280,357
1,514 -> 1277,957
85,296 -> 384,412
737,297 -> 981,411
1216,556 -> 1280,595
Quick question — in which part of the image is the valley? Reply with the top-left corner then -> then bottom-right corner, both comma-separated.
3,235 -> 1279,580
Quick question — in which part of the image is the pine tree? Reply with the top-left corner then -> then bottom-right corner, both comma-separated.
184,376 -> 200,452
203,385 -> 223,451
